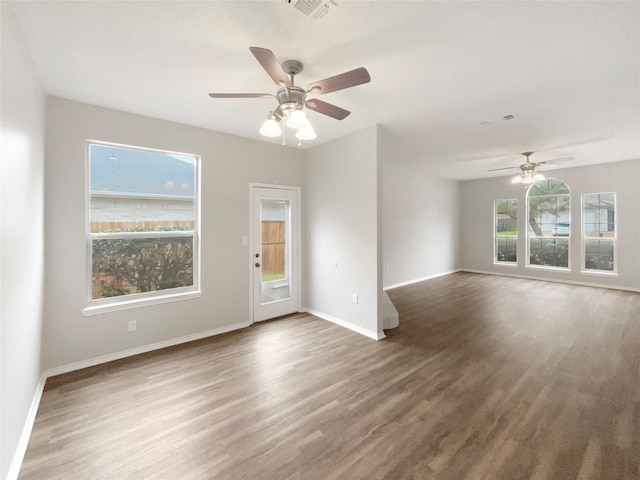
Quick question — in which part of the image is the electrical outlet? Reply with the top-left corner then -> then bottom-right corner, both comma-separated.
353,294 -> 358,304
128,320 -> 137,332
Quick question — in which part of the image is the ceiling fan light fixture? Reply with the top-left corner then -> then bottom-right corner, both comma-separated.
286,108 -> 310,129
511,175 -> 523,184
533,172 -> 545,181
210,46 -> 371,144
295,125 -> 317,140
259,113 -> 282,137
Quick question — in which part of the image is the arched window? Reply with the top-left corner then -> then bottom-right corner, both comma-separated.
527,179 -> 570,269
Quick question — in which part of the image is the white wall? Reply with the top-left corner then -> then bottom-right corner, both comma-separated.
382,153 -> 460,289
43,97 -> 305,370
1,4 -> 46,479
460,160 -> 640,290
303,126 -> 383,338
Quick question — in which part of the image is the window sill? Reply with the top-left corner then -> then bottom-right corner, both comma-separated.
83,290 -> 201,316
525,265 -> 571,273
580,270 -> 618,277
494,262 -> 517,267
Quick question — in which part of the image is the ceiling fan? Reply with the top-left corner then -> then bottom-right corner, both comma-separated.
489,151 -> 574,185
209,47 -> 371,143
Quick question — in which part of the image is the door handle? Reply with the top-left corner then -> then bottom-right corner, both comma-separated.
255,263 -> 261,268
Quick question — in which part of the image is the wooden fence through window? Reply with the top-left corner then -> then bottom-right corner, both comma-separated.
262,220 -> 285,276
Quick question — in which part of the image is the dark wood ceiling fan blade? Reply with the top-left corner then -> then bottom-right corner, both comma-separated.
307,67 -> 370,95
306,99 -> 350,120
208,93 -> 274,98
249,47 -> 292,87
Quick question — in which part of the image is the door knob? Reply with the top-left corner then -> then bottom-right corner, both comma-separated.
255,263 -> 261,268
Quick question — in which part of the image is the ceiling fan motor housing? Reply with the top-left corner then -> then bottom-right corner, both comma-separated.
276,86 -> 306,116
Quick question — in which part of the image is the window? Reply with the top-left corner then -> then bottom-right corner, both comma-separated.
261,201 -> 287,283
582,193 -> 616,273
494,199 -> 517,264
527,179 -> 570,269
85,142 -> 200,313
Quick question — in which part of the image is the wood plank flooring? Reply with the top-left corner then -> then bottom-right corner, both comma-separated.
19,272 -> 640,479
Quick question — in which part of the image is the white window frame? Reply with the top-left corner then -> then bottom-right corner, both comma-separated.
494,199 -> 518,266
526,179 -> 571,272
84,140 -> 201,315
581,192 -> 617,276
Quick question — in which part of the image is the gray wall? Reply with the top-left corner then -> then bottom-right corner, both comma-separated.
1,5 -> 46,478
44,97 -> 306,370
460,160 -> 640,290
382,156 -> 460,289
304,126 -> 383,337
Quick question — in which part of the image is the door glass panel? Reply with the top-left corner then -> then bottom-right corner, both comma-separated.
261,199 -> 291,304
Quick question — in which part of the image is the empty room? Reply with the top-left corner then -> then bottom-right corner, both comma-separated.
2,1 -> 639,479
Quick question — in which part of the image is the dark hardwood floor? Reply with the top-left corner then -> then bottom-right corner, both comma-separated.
19,272 -> 640,479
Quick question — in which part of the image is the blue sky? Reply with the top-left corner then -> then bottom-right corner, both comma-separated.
90,143 -> 195,197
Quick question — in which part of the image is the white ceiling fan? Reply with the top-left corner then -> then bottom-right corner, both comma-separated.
489,151 -> 574,185
209,47 -> 371,144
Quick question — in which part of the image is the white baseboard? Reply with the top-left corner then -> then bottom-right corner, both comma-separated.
7,321 -> 251,479
461,268 -> 640,293
383,269 -> 461,291
44,321 -> 251,378
6,374 -> 47,480
303,308 -> 385,340
9,312 -> 386,478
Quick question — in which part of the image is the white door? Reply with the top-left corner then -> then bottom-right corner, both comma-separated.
251,186 -> 300,322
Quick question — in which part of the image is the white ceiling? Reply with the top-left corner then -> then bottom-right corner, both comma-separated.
10,0 -> 640,180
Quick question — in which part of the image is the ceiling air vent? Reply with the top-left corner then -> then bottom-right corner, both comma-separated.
293,0 -> 337,20
502,114 -> 515,121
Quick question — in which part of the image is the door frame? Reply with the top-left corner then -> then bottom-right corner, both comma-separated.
249,183 -> 301,324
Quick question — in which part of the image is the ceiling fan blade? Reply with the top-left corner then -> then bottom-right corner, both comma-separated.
307,67 -> 370,95
249,47 -> 292,87
306,99 -> 351,120
208,93 -> 274,99
537,156 -> 575,166
488,166 -> 519,172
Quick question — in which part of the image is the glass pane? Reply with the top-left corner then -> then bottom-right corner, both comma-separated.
583,193 -> 615,238
585,239 -> 614,271
496,236 -> 517,263
529,238 -> 569,268
261,200 -> 291,304
495,199 -> 517,234
89,144 -> 195,233
92,237 -> 193,299
528,179 -> 570,197
528,194 -> 570,236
